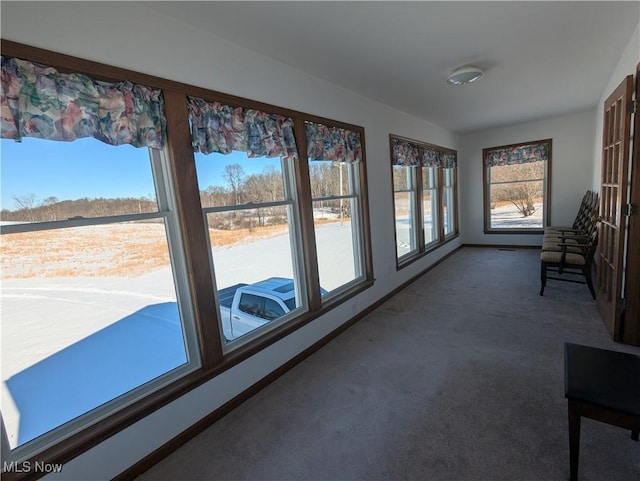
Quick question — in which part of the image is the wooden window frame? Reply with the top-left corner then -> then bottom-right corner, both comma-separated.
389,135 -> 459,270
482,138 -> 552,235
0,39 -> 374,479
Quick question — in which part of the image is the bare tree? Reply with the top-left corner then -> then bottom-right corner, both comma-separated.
201,185 -> 228,208
42,196 -> 60,221
222,164 -> 245,205
12,194 -> 38,222
490,161 -> 544,217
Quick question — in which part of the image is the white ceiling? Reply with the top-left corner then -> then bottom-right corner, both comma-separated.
149,1 -> 639,133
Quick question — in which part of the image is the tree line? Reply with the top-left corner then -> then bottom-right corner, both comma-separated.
1,195 -> 157,223
2,162 -> 351,227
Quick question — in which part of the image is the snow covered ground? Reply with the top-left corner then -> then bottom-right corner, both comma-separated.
489,202 -> 543,229
1,221 -> 357,448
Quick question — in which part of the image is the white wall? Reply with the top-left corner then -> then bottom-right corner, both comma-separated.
1,3 -> 461,479
459,110 -> 597,245
592,22 -> 640,189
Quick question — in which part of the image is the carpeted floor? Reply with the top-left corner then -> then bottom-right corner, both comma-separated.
137,247 -> 640,481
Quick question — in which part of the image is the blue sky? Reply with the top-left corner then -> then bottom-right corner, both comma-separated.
0,137 -> 280,210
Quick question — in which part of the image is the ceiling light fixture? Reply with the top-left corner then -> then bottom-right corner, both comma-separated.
447,65 -> 484,85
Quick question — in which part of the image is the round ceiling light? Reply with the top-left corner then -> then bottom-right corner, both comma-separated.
447,66 -> 484,85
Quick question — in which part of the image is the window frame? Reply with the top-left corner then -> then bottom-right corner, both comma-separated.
0,40 -> 374,476
0,144 -> 201,459
482,139 -> 552,234
389,135 -> 459,269
309,157 -> 367,300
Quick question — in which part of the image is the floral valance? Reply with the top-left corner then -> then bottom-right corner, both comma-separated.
1,56 -> 166,149
441,150 -> 457,169
422,147 -> 442,168
391,138 -> 420,166
306,121 -> 362,163
484,142 -> 548,167
188,97 -> 297,160
392,137 -> 457,169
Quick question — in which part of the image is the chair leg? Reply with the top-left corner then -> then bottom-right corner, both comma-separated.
568,400 -> 581,481
583,266 -> 595,300
632,430 -> 639,441
540,262 -> 547,296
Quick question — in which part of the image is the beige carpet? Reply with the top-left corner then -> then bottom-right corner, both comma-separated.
137,247 -> 640,481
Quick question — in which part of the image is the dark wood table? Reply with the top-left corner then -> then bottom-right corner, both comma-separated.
564,342 -> 640,481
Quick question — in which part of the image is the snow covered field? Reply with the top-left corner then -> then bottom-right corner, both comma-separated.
1,220 -> 357,449
489,202 -> 543,229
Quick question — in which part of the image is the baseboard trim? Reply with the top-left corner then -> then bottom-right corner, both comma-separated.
463,243 -> 541,249
114,245 -> 463,480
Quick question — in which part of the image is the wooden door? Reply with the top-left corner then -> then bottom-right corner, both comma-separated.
596,75 -> 633,340
622,64 -> 640,345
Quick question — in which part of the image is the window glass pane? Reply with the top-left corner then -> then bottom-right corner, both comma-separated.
393,165 -> 410,190
395,192 -> 416,257
196,150 -> 304,345
1,220 -> 188,449
206,207 -> 300,343
313,200 -> 358,292
393,166 -> 416,258
309,160 -> 362,294
195,152 -> 285,207
443,168 -> 456,236
1,138 -> 158,221
422,168 -> 438,245
489,162 -> 544,229
309,160 -> 352,197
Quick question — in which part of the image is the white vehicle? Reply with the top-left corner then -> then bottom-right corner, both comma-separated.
218,277 -> 301,341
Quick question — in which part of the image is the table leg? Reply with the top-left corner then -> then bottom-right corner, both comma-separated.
568,400 -> 581,481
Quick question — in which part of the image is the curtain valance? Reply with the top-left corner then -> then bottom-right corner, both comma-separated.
484,142 -> 548,167
422,147 -> 442,168
306,121 -> 362,163
1,56 -> 166,149
392,138 -> 457,168
391,138 -> 421,166
188,97 -> 297,159
441,150 -> 457,169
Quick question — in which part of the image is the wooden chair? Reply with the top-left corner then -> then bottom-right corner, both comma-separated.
564,343 -> 640,481
545,190 -> 599,235
540,227 -> 598,299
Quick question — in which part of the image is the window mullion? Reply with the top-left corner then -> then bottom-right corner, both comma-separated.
415,166 -> 426,252
437,167 -> 445,242
163,90 -> 223,367
293,118 -> 322,311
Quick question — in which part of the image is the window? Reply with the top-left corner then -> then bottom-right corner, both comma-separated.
443,166 -> 457,237
0,138 -> 199,456
483,139 -> 551,233
423,167 -> 440,244
307,121 -> 366,297
1,42 -> 373,471
390,136 -> 458,266
195,149 -> 306,347
393,165 -> 418,258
